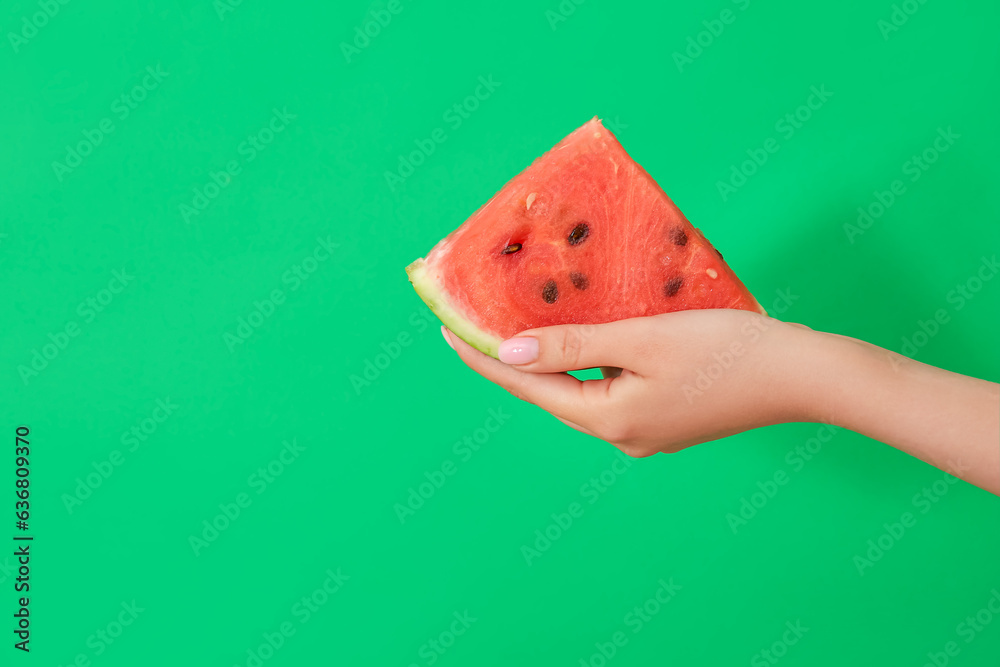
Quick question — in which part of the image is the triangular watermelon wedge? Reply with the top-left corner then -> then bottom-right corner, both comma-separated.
406,117 -> 765,358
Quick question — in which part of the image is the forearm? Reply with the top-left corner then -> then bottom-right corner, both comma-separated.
795,330 -> 1000,494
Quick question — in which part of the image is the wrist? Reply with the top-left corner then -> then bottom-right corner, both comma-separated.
794,328 -> 892,430
766,322 -> 875,428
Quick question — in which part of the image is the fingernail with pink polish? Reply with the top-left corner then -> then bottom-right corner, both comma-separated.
498,337 -> 538,364
441,326 -> 455,350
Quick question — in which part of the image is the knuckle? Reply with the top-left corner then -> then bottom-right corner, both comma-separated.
558,328 -> 585,369
505,383 -> 534,406
592,416 -> 657,458
615,441 -> 656,459
596,417 -> 633,446
507,389 -> 530,405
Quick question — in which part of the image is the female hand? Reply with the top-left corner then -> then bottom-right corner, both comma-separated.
441,309 -> 1000,495
441,309 -> 816,457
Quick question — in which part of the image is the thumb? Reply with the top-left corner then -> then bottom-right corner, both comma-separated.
497,318 -> 651,373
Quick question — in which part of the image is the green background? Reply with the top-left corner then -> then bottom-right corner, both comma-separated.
3,0 -> 999,664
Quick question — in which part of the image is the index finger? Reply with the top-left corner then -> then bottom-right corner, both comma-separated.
442,327 -> 615,428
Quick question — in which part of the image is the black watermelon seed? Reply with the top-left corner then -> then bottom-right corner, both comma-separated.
567,223 -> 590,246
668,226 -> 688,246
715,248 -> 724,259
542,279 -> 559,304
664,277 -> 683,297
502,243 -> 522,254
569,272 -> 589,290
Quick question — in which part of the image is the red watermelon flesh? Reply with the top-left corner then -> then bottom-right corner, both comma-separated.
406,117 -> 765,358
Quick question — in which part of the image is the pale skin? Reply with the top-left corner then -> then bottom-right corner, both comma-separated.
440,310 -> 1000,496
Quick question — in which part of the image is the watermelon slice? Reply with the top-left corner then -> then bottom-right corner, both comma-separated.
406,117 -> 765,358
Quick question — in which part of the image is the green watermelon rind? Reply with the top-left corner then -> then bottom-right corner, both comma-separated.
407,254 -> 768,359
406,258 -> 503,358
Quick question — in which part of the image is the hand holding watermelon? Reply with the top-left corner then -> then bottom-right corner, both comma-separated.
441,312 -> 1000,496
441,309 -> 807,455
412,118 -> 999,495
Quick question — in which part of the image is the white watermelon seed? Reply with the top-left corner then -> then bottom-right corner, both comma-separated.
706,269 -> 718,279
526,193 -> 536,210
